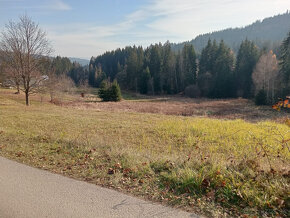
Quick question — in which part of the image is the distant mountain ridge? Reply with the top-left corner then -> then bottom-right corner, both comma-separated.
172,12 -> 290,53
68,57 -> 89,66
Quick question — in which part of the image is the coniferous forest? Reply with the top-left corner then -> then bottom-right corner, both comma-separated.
88,35 -> 290,102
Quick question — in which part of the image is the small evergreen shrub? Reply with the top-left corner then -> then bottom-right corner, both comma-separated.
255,89 -> 267,105
98,80 -> 108,100
98,80 -> 122,102
110,80 -> 122,101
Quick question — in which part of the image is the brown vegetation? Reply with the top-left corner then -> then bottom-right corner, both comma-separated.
67,95 -> 288,122
2,87 -> 288,122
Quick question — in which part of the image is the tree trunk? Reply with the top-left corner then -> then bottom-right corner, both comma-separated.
50,90 -> 54,102
135,78 -> 138,94
16,83 -> 20,94
25,92 -> 29,106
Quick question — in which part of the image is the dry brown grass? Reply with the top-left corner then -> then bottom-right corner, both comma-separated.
65,94 -> 288,122
3,88 -> 288,122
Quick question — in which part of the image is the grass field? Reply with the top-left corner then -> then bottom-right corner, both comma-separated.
0,89 -> 289,217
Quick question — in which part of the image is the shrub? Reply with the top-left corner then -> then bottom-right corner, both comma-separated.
255,89 -> 267,105
185,84 -> 201,98
98,80 -> 109,100
98,80 -> 122,102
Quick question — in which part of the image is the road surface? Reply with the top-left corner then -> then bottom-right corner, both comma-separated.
0,156 -> 199,218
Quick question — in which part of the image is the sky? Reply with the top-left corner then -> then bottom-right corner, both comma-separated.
0,0 -> 289,59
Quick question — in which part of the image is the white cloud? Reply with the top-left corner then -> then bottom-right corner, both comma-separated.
45,0 -> 290,58
138,0 -> 290,41
50,0 -> 71,11
14,0 -> 72,11
45,23 -> 123,59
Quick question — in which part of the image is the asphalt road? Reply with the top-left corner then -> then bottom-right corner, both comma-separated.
0,157 -> 199,218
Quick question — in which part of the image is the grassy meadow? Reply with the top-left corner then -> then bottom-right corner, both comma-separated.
0,89 -> 289,217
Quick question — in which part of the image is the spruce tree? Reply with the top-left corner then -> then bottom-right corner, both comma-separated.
98,80 -> 122,101
235,39 -> 260,98
98,80 -> 109,100
255,89 -> 267,105
139,67 -> 151,94
148,44 -> 162,94
88,63 -> 96,87
126,47 -> 138,89
279,31 -> 290,96
210,40 -> 235,98
199,39 -> 212,75
182,44 -> 197,88
110,80 -> 122,101
198,39 -> 219,97
161,41 -> 176,94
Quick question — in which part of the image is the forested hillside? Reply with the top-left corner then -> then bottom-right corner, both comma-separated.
172,12 -> 290,53
88,31 -> 290,102
87,12 -> 290,102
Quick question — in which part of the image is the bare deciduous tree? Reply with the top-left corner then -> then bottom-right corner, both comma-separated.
40,58 -> 58,102
0,15 -> 52,105
252,50 -> 280,103
41,58 -> 75,102
0,59 -> 5,84
46,75 -> 75,103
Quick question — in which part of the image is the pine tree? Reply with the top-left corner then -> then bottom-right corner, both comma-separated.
255,89 -> 267,105
235,39 -> 260,98
161,41 -> 176,94
126,47 -> 138,89
198,39 -> 218,96
98,80 -> 122,101
210,40 -> 235,98
148,44 -> 162,94
175,51 -> 183,93
88,63 -> 96,87
182,44 -> 197,88
110,80 -> 122,101
139,67 -> 151,94
279,31 -> 290,96
98,80 -> 109,101
199,39 -> 212,75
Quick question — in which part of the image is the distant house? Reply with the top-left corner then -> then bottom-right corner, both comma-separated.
1,79 -> 13,88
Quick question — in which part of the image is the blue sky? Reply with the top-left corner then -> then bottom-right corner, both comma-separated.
0,0 -> 289,59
